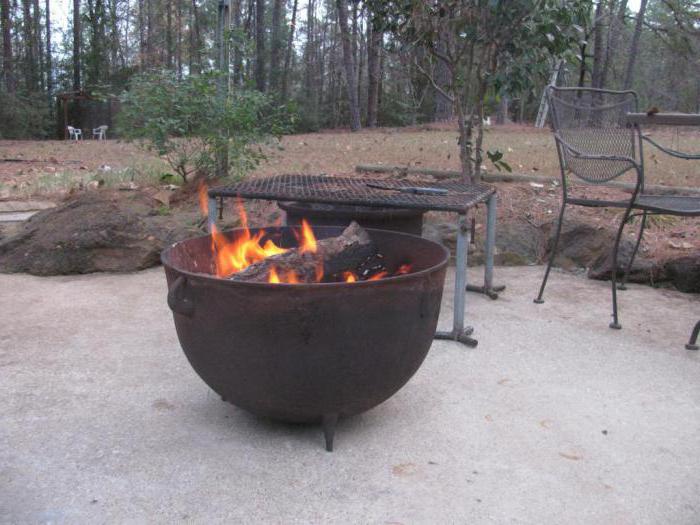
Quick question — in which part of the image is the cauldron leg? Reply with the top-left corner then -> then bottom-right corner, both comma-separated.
322,414 -> 338,452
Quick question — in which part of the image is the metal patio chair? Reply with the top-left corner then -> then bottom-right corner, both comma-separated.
534,86 -> 700,336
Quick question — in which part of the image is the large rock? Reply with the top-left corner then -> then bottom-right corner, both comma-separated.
541,221 -> 626,270
0,191 -> 200,275
664,254 -> 700,293
539,220 -> 657,283
422,219 -> 544,266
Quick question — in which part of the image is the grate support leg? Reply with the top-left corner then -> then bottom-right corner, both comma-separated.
207,196 -> 218,233
466,193 -> 505,299
435,214 -> 477,347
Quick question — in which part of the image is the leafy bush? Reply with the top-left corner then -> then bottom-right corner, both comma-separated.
0,92 -> 52,139
117,71 -> 292,182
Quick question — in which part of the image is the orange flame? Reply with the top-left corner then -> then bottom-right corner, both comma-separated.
197,183 -> 405,284
300,219 -> 317,253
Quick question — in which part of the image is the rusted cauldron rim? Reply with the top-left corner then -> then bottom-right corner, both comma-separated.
160,226 -> 449,290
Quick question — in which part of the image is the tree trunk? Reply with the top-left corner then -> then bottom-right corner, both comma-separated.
32,0 -> 43,90
165,0 -> 173,69
108,0 -> 119,74
45,0 -> 51,95
433,39 -> 453,120
137,0 -> 144,69
189,0 -> 201,74
303,0 -> 317,121
232,0 -> 242,85
72,0 -> 80,89
176,0 -> 183,78
366,15 -> 381,128
268,0 -> 283,93
496,96 -> 509,125
623,0 -> 648,90
254,0 -> 266,91
578,41 -> 588,87
280,0 -> 297,99
335,0 -> 360,131
1,0 -> 15,92
22,0 -> 35,90
145,0 -> 153,67
590,0 -> 606,88
601,0 -> 627,89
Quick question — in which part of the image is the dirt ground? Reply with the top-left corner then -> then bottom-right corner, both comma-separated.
0,124 -> 697,263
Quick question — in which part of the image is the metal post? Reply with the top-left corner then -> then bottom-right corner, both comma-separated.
208,196 -> 218,233
466,193 -> 505,299
453,214 -> 468,335
484,193 -> 496,289
435,213 -> 477,347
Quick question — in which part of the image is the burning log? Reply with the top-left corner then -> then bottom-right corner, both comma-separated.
230,221 -> 377,283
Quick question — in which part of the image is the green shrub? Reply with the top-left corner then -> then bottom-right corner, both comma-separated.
0,92 -> 52,139
117,71 -> 293,182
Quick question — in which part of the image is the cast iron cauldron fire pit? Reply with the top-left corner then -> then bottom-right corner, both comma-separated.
162,226 -> 448,451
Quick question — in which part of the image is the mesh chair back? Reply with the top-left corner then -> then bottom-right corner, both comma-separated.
547,87 -> 639,183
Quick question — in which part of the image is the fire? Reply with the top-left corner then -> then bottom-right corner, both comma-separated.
300,219 -> 317,253
197,183 -> 412,284
198,183 -> 290,278
267,266 -> 301,284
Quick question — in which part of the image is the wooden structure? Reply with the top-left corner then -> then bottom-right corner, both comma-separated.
56,90 -> 119,140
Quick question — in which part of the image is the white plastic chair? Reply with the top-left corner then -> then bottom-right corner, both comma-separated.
92,125 -> 108,140
67,126 -> 82,141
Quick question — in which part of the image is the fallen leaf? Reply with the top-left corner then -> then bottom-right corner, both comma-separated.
392,463 -> 417,476
559,452 -> 583,461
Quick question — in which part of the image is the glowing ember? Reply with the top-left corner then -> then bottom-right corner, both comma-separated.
343,271 -> 357,283
368,271 -> 389,281
396,264 -> 412,275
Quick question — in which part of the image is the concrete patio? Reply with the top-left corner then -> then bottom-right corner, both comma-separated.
1,266 -> 699,524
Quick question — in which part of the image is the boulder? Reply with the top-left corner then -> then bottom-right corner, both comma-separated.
422,219 -> 544,266
541,221 -> 629,270
663,254 -> 700,293
0,191 -> 201,275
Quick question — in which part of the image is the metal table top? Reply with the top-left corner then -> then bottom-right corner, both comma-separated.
209,174 -> 495,214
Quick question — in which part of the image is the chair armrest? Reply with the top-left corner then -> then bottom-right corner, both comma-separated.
627,113 -> 700,127
641,135 -> 700,160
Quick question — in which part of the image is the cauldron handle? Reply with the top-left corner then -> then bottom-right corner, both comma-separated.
167,276 -> 195,317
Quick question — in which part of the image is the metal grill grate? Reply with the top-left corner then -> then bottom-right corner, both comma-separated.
209,174 -> 495,214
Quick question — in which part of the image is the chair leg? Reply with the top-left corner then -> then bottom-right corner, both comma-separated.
534,203 -> 566,304
610,209 -> 634,329
686,321 -> 700,351
618,211 -> 647,290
